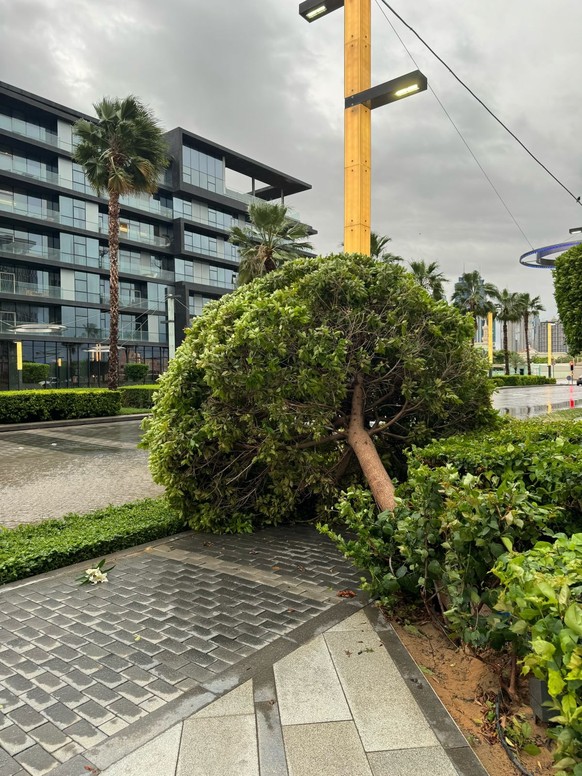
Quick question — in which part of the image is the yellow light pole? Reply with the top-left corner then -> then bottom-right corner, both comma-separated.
487,311 -> 494,367
299,0 -> 427,257
344,0 -> 371,254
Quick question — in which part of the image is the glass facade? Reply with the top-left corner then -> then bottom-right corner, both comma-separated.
182,145 -> 224,192
0,145 -> 58,184
188,293 -> 215,317
175,259 -> 235,290
0,106 -> 59,147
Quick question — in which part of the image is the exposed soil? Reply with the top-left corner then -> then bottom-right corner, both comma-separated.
393,617 -> 555,776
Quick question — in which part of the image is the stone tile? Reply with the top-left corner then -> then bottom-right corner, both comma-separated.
75,700 -> 114,725
120,665 -> 156,686
29,721 -> 71,753
31,672 -> 65,693
40,703 -> 81,730
274,636 -> 351,725
90,667 -> 125,688
52,740 -> 85,764
2,675 -> 35,695
194,681 -> 253,718
0,749 -> 23,776
367,747 -> 459,776
105,724 -> 182,776
148,679 -> 181,701
283,721 -> 373,776
82,683 -> 121,706
107,698 -> 147,723
178,715 -> 259,776
324,630 -> 438,752
6,704 -> 46,732
0,691 -> 23,714
328,610 -> 371,632
61,669 -> 95,691
0,724 -> 35,756
98,716 -> 129,737
51,686 -> 85,709
14,744 -> 58,776
64,719 -> 106,748
139,696 -> 166,714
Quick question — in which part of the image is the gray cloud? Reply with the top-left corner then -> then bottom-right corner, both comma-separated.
1,0 -> 581,315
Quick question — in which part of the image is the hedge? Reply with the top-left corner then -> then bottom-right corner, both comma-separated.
22,362 -> 50,384
0,389 -> 121,424
491,375 -> 556,386
119,385 -> 157,409
0,498 -> 186,585
124,363 -> 149,382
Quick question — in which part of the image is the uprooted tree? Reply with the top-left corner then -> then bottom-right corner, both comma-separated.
143,253 -> 495,532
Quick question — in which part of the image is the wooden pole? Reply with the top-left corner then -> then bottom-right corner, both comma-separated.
344,0 -> 371,255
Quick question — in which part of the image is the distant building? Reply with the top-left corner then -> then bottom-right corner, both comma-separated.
535,320 -> 568,354
0,82 -> 314,389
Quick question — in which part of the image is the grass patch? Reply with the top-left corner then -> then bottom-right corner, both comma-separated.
543,408 -> 582,420
118,407 -> 151,415
0,498 -> 186,586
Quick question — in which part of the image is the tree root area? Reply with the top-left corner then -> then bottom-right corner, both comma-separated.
393,617 -> 555,775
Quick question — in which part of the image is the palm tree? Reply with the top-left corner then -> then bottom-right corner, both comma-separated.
451,271 -> 497,339
409,260 -> 447,300
229,202 -> 312,286
73,97 -> 169,389
370,231 -> 402,262
493,289 -> 524,375
518,293 -> 545,375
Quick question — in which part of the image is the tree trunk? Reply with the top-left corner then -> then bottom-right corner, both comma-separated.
503,320 -> 509,375
347,374 -> 396,512
524,311 -> 531,375
107,191 -> 120,390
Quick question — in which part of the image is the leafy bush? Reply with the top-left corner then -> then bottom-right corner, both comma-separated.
0,389 -> 121,424
491,375 -> 556,386
124,363 -> 149,382
493,535 -> 582,774
321,419 -> 582,647
120,385 -> 157,409
22,362 -> 50,384
143,253 -> 495,533
554,243 -> 582,356
0,499 -> 185,585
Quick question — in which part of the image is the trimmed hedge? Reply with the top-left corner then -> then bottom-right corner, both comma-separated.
22,362 -> 50,384
0,499 -> 186,585
124,363 -> 149,382
491,375 -> 556,386
0,389 -> 121,424
119,385 -> 157,409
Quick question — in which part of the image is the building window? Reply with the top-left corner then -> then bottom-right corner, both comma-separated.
182,145 -> 224,192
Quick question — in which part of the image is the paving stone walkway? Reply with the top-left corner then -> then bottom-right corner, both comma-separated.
0,528 -> 487,776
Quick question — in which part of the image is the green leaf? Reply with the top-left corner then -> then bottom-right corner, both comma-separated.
548,669 -> 566,697
564,603 -> 582,637
501,536 -> 513,553
522,743 -> 540,756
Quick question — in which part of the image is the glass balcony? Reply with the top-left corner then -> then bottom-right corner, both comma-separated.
0,318 -> 164,343
224,187 -> 301,221
0,278 -> 64,299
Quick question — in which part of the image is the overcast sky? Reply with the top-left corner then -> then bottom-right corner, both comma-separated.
2,0 -> 581,316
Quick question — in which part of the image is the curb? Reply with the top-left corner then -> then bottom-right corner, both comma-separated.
0,413 -> 148,433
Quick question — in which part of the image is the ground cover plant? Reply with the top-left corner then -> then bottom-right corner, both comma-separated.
119,384 -> 157,409
143,252 -> 495,532
0,498 -> 184,585
491,375 -> 556,386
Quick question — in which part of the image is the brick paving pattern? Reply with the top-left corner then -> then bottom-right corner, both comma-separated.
0,527 -> 359,775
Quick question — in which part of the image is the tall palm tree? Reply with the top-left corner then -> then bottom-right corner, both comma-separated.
451,271 -> 497,339
519,293 -> 545,375
229,202 -> 312,286
409,260 -> 447,300
370,231 -> 402,262
494,289 -> 524,375
73,97 -> 169,389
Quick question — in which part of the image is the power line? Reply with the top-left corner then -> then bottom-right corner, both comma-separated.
377,0 -> 582,208
373,0 -> 534,248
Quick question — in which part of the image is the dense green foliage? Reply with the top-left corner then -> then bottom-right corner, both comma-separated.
120,385 -> 157,408
322,418 -> 582,641
0,389 -> 121,424
0,499 -> 184,585
491,375 -> 556,386
22,362 -> 50,384
143,253 -> 495,533
494,536 -> 582,773
554,244 -> 582,356
124,363 -> 149,382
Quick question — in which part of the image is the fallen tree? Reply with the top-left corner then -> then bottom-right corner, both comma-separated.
143,253 -> 495,532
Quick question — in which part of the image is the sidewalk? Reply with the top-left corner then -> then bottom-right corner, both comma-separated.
0,528 -> 486,776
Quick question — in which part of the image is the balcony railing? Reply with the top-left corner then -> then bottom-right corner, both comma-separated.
0,278 -> 64,299
224,187 -> 300,220
0,319 -> 164,343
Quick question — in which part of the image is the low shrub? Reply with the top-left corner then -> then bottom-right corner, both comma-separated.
491,375 -> 556,386
493,535 -> 582,773
0,498 -> 185,585
22,362 -> 50,384
0,389 -> 121,424
124,363 -> 149,382
119,385 -> 157,409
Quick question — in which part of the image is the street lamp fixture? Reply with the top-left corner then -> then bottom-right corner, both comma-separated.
569,226 -> 582,235
299,0 -> 427,254
299,0 -> 344,22
345,70 -> 428,110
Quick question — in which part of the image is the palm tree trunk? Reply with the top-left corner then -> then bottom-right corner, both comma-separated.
107,191 -> 120,390
524,312 -> 531,375
347,374 -> 396,512
503,320 -> 509,375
